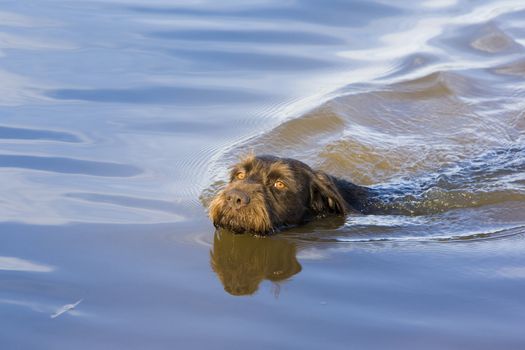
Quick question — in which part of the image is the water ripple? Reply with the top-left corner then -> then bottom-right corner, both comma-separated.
128,0 -> 403,27
65,192 -> 187,216
0,154 -> 141,177
168,49 -> 337,72
47,86 -> 266,105
149,29 -> 345,45
0,256 -> 54,273
0,126 -> 81,143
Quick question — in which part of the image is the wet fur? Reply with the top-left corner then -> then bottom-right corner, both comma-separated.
209,154 -> 373,234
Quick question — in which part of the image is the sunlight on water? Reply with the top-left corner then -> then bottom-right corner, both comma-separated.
346,215 -> 429,227
0,257 -> 54,272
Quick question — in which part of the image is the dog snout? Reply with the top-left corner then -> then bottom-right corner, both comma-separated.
225,189 -> 251,209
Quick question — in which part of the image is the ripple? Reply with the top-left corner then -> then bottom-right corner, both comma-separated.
334,225 -> 525,243
492,57 -> 525,77
470,23 -> 523,54
128,0 -> 402,27
168,48 -> 337,72
345,215 -> 429,227
0,154 -> 142,177
435,21 -> 524,56
383,53 -> 440,80
0,10 -> 57,27
226,71 -> 479,184
0,256 -> 54,273
47,86 -> 265,105
0,69 -> 42,106
177,138 -> 233,204
149,29 -> 345,45
65,192 -> 186,216
0,126 -> 81,142
126,120 -> 230,134
382,71 -> 461,99
237,107 -> 346,158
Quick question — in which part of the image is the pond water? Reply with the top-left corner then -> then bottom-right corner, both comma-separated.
1,1 -> 525,349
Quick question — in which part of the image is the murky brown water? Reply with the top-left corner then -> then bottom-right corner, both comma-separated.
1,1 -> 525,349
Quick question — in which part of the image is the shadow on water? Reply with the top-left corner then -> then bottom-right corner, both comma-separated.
210,230 -> 302,296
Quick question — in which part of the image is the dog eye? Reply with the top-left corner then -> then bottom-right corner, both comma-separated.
235,172 -> 246,180
274,180 -> 286,189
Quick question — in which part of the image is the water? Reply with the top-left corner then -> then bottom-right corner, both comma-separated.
1,0 -> 525,349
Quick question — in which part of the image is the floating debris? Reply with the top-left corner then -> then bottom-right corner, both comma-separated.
50,299 -> 83,319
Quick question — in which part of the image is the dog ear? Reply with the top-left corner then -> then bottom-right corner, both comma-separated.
309,171 -> 348,216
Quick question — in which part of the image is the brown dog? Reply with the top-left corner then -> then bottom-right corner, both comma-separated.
209,148 -> 525,234
209,154 -> 375,234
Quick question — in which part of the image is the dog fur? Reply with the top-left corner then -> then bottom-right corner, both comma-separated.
209,154 -> 376,234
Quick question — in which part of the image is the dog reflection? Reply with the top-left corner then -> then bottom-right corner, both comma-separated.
210,230 -> 302,296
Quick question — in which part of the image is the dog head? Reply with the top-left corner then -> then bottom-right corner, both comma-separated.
209,154 -> 348,234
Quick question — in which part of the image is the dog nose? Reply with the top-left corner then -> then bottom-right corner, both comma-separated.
225,189 -> 250,209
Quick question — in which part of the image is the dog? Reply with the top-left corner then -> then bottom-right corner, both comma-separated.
209,147 -> 525,234
209,154 -> 380,234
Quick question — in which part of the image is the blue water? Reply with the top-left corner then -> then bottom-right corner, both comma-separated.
1,1 -> 525,349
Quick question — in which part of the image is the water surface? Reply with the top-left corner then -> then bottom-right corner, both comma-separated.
1,1 -> 525,349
